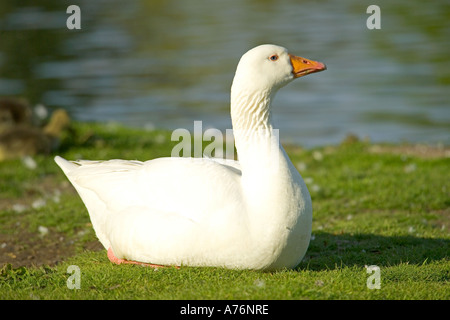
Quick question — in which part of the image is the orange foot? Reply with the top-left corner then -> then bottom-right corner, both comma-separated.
107,247 -> 179,269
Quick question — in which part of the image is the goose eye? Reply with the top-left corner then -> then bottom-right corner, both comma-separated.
269,54 -> 279,61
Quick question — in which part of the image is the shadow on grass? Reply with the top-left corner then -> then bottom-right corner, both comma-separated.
297,231 -> 449,271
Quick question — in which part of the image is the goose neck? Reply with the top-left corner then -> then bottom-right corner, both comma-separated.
230,88 -> 285,174
230,88 -> 275,144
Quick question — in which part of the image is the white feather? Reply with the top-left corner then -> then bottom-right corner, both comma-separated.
55,44 -> 315,270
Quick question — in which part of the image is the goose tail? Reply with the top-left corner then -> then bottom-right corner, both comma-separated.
54,155 -> 78,174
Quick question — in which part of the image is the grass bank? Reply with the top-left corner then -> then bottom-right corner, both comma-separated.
0,121 -> 449,299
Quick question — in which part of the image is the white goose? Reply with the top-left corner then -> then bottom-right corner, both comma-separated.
55,44 -> 326,270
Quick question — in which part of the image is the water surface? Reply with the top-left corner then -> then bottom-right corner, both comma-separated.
0,0 -> 448,147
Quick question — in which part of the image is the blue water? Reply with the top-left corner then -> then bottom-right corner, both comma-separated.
0,0 -> 448,147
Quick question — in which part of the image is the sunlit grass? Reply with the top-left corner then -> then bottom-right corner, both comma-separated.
1,121 -> 448,300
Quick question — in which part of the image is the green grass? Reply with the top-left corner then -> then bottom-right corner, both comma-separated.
1,121 -> 449,300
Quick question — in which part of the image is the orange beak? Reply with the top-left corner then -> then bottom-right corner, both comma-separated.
289,54 -> 326,78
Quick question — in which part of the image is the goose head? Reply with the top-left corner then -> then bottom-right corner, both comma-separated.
231,44 -> 326,96
230,44 -> 326,133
